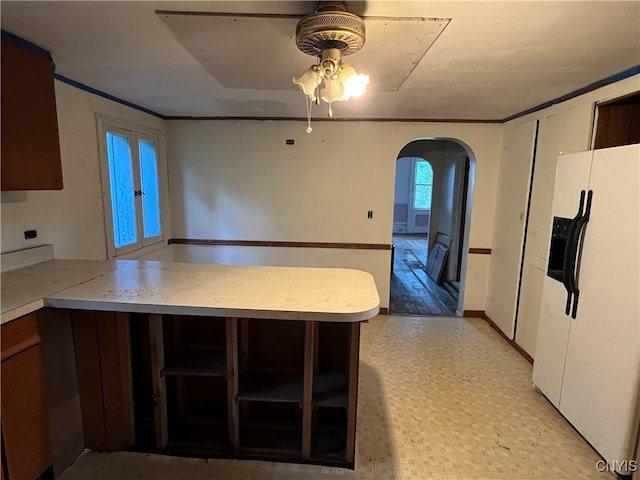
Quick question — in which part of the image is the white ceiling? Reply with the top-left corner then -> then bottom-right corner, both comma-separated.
1,1 -> 639,121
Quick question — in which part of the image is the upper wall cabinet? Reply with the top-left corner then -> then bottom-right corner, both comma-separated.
594,91 -> 640,150
1,37 -> 63,191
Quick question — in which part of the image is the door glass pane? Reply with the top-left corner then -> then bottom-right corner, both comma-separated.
106,132 -> 137,248
139,139 -> 161,238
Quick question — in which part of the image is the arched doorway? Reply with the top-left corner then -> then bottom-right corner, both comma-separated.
390,139 -> 475,316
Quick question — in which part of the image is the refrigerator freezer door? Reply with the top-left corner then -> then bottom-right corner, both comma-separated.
559,144 -> 640,469
532,279 -> 572,406
533,151 -> 592,406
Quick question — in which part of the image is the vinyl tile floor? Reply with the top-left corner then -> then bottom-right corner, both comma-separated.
59,315 -> 615,480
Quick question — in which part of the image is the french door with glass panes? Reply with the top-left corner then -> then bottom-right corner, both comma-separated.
101,125 -> 163,256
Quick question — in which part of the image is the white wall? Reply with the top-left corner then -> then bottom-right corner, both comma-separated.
166,120 -> 502,311
0,80 -> 165,259
394,158 -> 412,204
495,74 -> 640,356
0,84 -> 502,313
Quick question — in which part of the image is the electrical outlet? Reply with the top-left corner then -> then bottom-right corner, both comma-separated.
24,229 -> 37,239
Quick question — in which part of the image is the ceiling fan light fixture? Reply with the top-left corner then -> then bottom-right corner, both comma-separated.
293,1 -> 369,119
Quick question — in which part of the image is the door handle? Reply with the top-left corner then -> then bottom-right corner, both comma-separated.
568,190 -> 593,319
563,190 -> 585,316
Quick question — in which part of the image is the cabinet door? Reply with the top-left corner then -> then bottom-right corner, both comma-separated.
1,314 -> 52,480
1,38 -> 63,191
486,119 -> 537,339
1,345 -> 52,479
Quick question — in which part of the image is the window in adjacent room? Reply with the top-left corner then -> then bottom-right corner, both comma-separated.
97,115 -> 165,257
414,159 -> 433,209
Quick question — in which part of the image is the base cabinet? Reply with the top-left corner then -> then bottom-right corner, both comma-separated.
1,314 -> 53,480
71,310 -> 362,468
79,313 -> 360,468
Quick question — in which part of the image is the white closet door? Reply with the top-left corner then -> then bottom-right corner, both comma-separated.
486,119 -> 537,339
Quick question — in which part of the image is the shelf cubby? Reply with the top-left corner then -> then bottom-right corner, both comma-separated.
162,348 -> 226,377
311,406 -> 348,459
142,314 -> 234,454
312,372 -> 349,407
237,373 -> 304,403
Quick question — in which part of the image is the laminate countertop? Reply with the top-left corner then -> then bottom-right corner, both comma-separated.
1,259 -> 131,324
1,259 -> 380,324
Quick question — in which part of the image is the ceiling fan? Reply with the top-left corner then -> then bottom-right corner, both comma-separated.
292,1 -> 370,120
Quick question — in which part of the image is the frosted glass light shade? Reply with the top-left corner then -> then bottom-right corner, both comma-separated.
340,63 -> 369,100
293,68 -> 321,101
320,77 -> 345,104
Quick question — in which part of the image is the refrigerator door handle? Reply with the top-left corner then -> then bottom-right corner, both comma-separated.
563,190 -> 585,316
569,190 -> 593,319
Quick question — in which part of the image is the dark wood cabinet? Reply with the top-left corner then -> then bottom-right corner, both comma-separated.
1,38 -> 63,191
594,91 -> 640,149
1,313 -> 53,480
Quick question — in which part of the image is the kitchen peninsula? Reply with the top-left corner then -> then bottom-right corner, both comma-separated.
1,259 -> 380,478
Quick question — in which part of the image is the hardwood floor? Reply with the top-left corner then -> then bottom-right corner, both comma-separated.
390,234 -> 458,316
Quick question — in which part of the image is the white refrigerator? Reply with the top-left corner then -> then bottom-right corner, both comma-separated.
533,143 -> 640,476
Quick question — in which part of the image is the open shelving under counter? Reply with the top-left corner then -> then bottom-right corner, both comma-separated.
161,348 -> 226,377
40,261 -> 379,469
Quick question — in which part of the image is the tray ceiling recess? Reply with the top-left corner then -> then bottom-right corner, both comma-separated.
157,10 -> 450,93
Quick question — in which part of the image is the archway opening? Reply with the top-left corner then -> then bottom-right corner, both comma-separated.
390,138 -> 476,316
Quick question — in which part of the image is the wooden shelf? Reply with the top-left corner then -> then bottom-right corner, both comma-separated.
238,373 -> 304,403
162,348 -> 226,377
312,372 -> 348,407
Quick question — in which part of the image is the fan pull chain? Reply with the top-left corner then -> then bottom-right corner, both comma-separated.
306,93 -> 313,133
